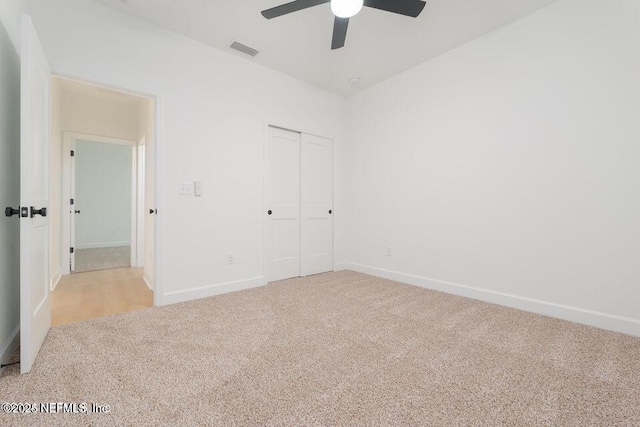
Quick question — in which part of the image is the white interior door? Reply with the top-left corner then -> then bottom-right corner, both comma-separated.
267,126 -> 301,282
20,15 -> 51,374
301,134 -> 334,276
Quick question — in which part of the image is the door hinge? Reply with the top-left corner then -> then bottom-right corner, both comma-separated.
70,150 -> 75,157
70,198 -> 74,205
70,247 -> 74,254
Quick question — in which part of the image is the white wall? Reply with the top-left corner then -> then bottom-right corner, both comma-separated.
74,140 -> 132,249
0,0 -> 24,51
347,0 -> 640,335
25,0 -> 349,304
62,88 -> 143,141
0,17 -> 21,365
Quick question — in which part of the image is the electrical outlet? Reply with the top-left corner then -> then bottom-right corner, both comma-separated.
386,247 -> 393,257
227,253 -> 235,265
179,182 -> 194,195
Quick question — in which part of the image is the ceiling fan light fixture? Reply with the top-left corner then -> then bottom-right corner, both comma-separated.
331,0 -> 363,18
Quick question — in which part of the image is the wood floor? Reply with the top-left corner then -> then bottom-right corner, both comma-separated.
51,267 -> 153,327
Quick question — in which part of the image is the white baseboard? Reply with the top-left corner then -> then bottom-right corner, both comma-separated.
143,274 -> 153,291
343,262 -> 640,337
162,276 -> 266,306
50,267 -> 62,291
0,324 -> 20,366
76,241 -> 131,250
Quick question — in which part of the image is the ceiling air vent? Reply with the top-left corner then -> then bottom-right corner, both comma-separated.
229,41 -> 259,58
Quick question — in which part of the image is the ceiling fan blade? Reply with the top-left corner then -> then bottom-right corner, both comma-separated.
364,0 -> 426,17
262,0 -> 330,19
331,17 -> 349,50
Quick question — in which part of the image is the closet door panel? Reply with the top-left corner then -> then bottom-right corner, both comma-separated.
267,127 -> 301,282
301,133 -> 334,276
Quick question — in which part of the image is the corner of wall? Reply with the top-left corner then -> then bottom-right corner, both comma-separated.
0,324 -> 20,366
343,263 -> 640,338
0,0 -> 27,54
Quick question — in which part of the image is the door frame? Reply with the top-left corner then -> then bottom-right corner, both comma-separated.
62,131 -> 140,274
263,121 -> 335,283
51,72 -> 164,307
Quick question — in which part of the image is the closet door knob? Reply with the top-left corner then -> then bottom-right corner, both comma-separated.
149,209 -> 156,215
268,210 -> 272,215
329,210 -> 332,214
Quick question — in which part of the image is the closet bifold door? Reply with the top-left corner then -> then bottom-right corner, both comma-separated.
300,133 -> 334,276
267,126 -> 301,282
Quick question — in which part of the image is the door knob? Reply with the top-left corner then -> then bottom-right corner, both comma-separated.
4,207 -> 19,217
268,210 -> 272,215
329,210 -> 332,214
74,210 -> 81,214
30,207 -> 47,218
149,209 -> 156,215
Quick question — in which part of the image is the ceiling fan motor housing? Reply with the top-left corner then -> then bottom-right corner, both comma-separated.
261,0 -> 427,50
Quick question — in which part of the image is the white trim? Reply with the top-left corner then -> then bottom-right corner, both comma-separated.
343,262 -> 640,337
65,132 -> 137,147
162,277 -> 266,306
63,135 -> 75,272
143,274 -> 153,291
75,241 -> 131,250
152,93 -> 163,306
0,325 -> 20,366
334,262 -> 348,271
129,142 -> 138,267
262,124 -> 270,284
50,267 -> 62,291
136,141 -> 145,268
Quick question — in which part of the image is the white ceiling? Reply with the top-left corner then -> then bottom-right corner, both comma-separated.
94,0 -> 557,96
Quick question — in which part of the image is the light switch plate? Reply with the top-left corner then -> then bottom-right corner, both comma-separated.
180,182 -> 194,195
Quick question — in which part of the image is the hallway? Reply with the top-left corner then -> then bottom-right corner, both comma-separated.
51,268 -> 152,327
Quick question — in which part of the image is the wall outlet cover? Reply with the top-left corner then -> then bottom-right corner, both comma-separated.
179,182 -> 194,195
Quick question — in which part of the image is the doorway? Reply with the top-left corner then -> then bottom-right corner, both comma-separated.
49,76 -> 156,326
12,17 -> 161,373
266,125 -> 335,282
66,135 -> 138,273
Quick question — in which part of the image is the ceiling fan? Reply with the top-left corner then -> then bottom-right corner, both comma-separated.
261,0 -> 427,50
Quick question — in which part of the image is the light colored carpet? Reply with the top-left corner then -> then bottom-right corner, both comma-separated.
1,271 -> 639,425
74,246 -> 131,273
